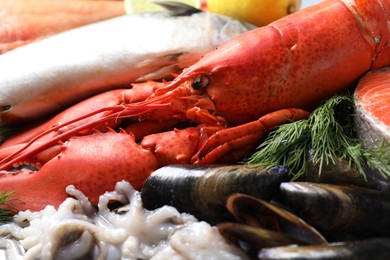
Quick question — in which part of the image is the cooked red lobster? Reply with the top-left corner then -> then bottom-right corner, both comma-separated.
0,0 -> 389,212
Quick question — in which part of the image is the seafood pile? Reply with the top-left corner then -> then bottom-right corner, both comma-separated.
1,0 -> 389,212
138,164 -> 390,258
0,181 -> 247,259
0,0 -> 389,258
2,163 -> 389,258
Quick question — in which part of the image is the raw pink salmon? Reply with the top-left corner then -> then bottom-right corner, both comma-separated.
0,0 -> 125,54
355,67 -> 390,150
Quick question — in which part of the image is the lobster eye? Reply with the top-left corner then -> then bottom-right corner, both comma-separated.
0,105 -> 11,112
192,75 -> 209,90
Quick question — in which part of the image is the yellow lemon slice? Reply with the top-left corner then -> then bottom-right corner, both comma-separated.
206,0 -> 302,26
125,0 -> 301,26
125,0 -> 201,13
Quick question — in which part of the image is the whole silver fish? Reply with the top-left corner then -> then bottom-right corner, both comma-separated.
0,3 -> 255,126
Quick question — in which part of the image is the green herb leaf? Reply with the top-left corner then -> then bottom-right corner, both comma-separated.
0,191 -> 18,223
246,120 -> 310,181
246,93 -> 390,180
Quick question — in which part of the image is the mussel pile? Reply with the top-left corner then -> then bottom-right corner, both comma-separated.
141,164 -> 390,259
141,164 -> 289,224
259,238 -> 390,259
280,182 -> 390,237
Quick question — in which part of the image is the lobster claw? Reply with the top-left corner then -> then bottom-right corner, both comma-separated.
192,108 -> 310,164
0,130 -> 159,212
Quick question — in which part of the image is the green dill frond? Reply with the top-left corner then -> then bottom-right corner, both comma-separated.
308,94 -> 355,175
360,142 -> 390,178
0,191 -> 18,223
246,93 -> 390,180
246,119 -> 310,180
0,129 -> 20,222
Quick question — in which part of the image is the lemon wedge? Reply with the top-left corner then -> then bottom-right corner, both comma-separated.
124,0 -> 301,26
206,0 -> 302,26
125,0 -> 201,13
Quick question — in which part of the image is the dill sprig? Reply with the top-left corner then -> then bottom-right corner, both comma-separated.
0,191 -> 18,223
309,94 -> 355,174
247,120 -> 310,180
0,128 -> 19,222
246,94 -> 390,180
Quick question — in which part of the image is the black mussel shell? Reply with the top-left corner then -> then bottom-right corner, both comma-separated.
141,164 -> 289,223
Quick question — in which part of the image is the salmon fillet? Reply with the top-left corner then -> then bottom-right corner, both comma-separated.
0,0 -> 125,54
355,67 -> 390,150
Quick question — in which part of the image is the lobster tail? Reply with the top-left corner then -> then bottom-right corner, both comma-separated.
170,0 -> 390,125
340,0 -> 390,68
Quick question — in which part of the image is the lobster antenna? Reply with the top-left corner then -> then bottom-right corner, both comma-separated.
0,93 -> 177,170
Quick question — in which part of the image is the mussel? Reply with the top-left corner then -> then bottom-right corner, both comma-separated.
218,223 -> 305,251
305,156 -> 390,192
218,193 -> 327,254
280,182 -> 390,237
224,193 -> 327,244
141,164 -> 289,223
259,238 -> 390,260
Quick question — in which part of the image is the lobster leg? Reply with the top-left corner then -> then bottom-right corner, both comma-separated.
0,89 -> 127,148
0,81 -> 170,148
192,108 -> 311,164
0,130 -> 159,212
140,126 -> 224,166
